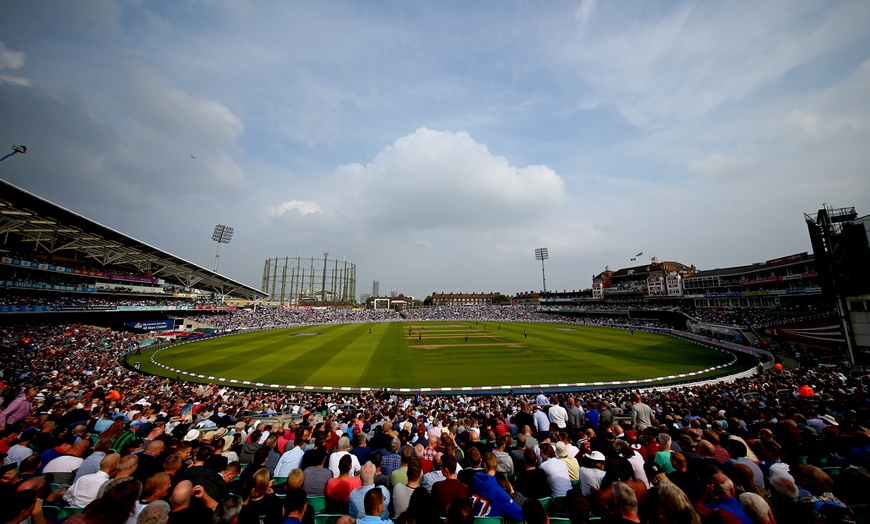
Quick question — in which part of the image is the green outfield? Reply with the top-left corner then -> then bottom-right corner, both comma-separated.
129,321 -> 739,391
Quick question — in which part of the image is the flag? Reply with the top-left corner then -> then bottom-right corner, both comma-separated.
636,251 -> 643,257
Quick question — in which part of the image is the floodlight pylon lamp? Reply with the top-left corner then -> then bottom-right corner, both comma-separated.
212,224 -> 234,272
534,247 -> 549,293
212,224 -> 234,244
0,144 -> 27,164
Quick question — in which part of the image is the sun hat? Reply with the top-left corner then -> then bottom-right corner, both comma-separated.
183,429 -> 200,442
587,450 -> 606,462
555,441 -> 569,458
821,414 -> 838,426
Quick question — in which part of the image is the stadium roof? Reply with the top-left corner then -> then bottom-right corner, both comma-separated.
0,178 -> 267,300
688,253 -> 815,279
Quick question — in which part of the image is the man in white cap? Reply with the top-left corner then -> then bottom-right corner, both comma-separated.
579,450 -> 607,497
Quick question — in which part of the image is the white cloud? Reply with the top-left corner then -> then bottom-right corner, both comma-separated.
0,42 -> 29,86
0,75 -> 31,87
266,200 -> 322,219
0,41 -> 25,70
557,2 -> 870,129
574,0 -> 597,27
327,128 -> 566,231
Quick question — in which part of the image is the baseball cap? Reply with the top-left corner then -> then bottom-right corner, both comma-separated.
644,461 -> 664,476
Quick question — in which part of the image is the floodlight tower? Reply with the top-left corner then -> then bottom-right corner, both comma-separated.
534,247 -> 549,293
211,224 -> 234,272
321,251 -> 329,304
0,145 -> 26,163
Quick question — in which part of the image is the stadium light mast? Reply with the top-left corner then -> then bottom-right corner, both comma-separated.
0,145 -> 26,163
211,224 -> 234,272
321,251 -> 329,304
534,247 -> 549,293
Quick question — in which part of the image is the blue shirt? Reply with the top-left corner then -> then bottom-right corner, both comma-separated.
703,496 -> 753,524
381,452 -> 401,477
358,515 -> 390,524
349,485 -> 391,519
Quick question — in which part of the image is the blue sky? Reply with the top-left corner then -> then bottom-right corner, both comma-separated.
1,1 -> 868,299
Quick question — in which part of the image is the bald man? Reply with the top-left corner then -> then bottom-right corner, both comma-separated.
135,440 -> 166,483
167,480 -> 215,524
64,453 -> 121,506
695,473 -> 753,524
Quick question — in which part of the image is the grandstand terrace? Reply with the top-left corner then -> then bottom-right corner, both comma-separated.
0,179 -> 266,307
682,252 -> 822,310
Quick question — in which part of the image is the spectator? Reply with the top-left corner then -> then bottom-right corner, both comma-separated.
470,452 -> 523,522
539,443 -> 571,498
359,488 -> 390,524
325,454 -> 362,514
432,454 -> 470,516
64,477 -> 142,524
694,474 -> 753,524
349,461 -> 391,520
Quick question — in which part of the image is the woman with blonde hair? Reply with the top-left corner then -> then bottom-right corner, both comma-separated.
651,482 -> 701,524
239,467 -> 282,524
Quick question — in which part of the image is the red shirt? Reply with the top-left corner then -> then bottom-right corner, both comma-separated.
325,477 -> 362,502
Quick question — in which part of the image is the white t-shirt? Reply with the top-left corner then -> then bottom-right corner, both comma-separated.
548,405 -> 568,429
328,450 -> 361,478
579,466 -> 606,497
540,459 -> 572,498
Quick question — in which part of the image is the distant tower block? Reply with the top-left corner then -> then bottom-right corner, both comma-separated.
262,256 -> 357,306
372,280 -> 380,297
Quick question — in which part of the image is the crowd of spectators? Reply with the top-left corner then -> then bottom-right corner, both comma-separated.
687,306 -> 836,330
186,308 -> 402,332
540,304 -> 677,313
603,281 -> 648,294
0,292 -> 200,308
403,306 -> 663,329
0,305 -> 866,523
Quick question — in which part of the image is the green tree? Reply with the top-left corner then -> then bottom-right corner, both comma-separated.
492,294 -> 510,304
